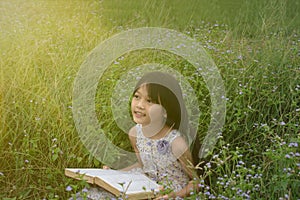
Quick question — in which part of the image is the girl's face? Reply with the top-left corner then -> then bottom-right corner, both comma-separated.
131,85 -> 166,127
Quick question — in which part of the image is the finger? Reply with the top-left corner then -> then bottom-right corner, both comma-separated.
158,185 -> 164,191
154,194 -> 168,200
102,165 -> 110,170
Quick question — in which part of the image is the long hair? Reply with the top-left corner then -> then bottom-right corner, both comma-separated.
133,72 -> 188,133
132,71 -> 200,166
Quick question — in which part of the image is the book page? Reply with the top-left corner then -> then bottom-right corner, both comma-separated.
66,168 -> 159,194
98,172 -> 159,194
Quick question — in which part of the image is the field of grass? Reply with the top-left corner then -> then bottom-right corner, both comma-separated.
0,0 -> 299,199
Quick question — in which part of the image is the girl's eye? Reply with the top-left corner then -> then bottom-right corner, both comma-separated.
133,94 -> 139,99
147,98 -> 154,104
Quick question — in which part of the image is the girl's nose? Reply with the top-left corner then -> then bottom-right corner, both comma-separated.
137,100 -> 145,109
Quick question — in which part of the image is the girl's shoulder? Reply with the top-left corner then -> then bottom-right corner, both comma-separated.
128,125 -> 138,138
169,131 -> 190,157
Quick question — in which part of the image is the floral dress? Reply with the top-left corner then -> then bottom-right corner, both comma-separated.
70,124 -> 190,200
136,124 -> 190,192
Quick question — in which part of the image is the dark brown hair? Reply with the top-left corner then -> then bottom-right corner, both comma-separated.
133,71 -> 188,134
132,71 -> 202,171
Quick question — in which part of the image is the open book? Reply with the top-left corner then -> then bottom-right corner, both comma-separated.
65,168 -> 160,199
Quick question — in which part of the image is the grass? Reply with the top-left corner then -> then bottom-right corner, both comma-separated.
0,0 -> 299,199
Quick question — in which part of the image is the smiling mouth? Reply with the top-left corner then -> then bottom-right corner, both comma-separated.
134,111 -> 146,118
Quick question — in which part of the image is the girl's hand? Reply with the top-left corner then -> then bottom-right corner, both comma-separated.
154,193 -> 177,200
154,186 -> 176,200
102,165 -> 110,170
154,194 -> 169,200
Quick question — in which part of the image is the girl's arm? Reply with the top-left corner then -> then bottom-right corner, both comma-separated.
121,126 -> 143,171
172,136 -> 195,177
156,136 -> 199,199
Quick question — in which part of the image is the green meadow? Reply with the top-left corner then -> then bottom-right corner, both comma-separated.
0,0 -> 299,199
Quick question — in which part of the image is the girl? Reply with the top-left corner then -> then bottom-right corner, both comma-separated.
123,71 -> 199,199
71,71 -> 199,199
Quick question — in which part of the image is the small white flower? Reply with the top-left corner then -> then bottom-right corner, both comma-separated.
279,121 -> 286,126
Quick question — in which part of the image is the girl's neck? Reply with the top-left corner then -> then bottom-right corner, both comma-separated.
142,124 -> 174,140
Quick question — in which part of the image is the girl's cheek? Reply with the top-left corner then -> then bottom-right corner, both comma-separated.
131,100 -> 136,107
148,104 -> 166,121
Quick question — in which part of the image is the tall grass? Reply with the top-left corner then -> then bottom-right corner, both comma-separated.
0,0 -> 299,199
0,0 -> 106,198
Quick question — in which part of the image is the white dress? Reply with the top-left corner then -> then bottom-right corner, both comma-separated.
135,124 -> 190,192
70,124 -> 190,200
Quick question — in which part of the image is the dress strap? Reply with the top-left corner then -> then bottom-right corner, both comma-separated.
167,130 -> 181,143
135,124 -> 143,138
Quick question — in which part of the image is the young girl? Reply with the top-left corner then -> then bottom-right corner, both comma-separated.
124,71 -> 199,199
71,71 -> 199,200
